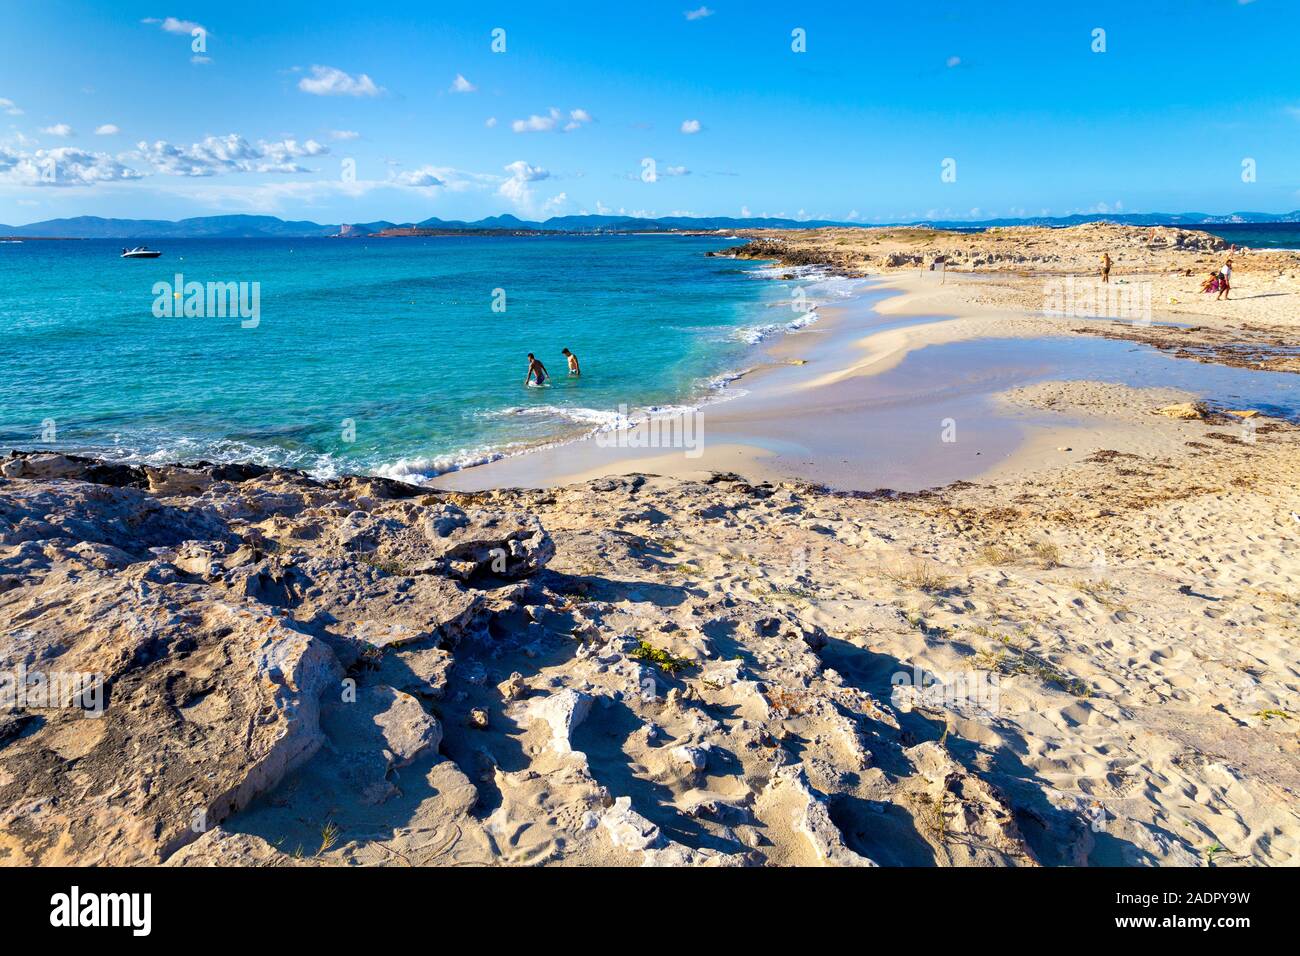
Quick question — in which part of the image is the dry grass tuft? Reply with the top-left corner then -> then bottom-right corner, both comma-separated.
1028,540 -> 1062,568
979,544 -> 1016,565
883,558 -> 953,593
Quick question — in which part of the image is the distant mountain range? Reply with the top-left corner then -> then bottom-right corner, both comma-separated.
2,210 -> 1298,239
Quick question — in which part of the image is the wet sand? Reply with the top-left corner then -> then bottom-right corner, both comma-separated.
433,269 -> 1297,494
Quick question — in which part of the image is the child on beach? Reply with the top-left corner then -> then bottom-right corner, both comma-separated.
562,348 -> 581,376
524,353 -> 549,386
1217,259 -> 1233,300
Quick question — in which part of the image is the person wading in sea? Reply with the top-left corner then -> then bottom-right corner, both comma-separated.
525,353 -> 549,386
562,347 -> 581,377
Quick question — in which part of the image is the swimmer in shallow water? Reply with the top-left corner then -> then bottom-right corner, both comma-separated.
525,352 -> 549,386
562,347 -> 581,376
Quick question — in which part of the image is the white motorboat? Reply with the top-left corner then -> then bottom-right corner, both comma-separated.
120,246 -> 162,258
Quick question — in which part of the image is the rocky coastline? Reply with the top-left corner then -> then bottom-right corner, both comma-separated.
4,381 -> 1298,867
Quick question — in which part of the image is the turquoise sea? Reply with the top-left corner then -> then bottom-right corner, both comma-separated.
1201,223 -> 1300,250
0,235 -> 853,481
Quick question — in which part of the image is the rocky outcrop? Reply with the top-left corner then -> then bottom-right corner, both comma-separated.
0,453 -> 553,865
1,448 -> 1161,867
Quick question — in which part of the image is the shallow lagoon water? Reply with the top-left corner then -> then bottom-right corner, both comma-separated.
739,331 -> 1300,490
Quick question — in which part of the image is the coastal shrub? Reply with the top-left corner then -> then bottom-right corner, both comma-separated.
910,791 -> 950,843
358,553 -> 411,576
630,638 -> 693,675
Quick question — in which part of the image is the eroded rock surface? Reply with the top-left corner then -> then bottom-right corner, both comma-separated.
0,455 -> 551,865
7,422 -> 1293,867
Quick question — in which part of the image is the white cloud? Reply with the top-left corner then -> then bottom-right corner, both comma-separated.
946,55 -> 962,68
131,134 -> 329,176
485,117 -> 498,128
392,166 -> 446,187
0,145 -> 143,187
680,119 -> 701,134
298,65 -> 384,98
684,6 -> 714,19
512,108 -> 560,133
502,160 -> 549,183
450,74 -> 476,93
0,98 -> 22,117
377,164 -> 496,194
41,124 -> 74,137
258,137 -> 328,169
513,107 -> 592,133
142,16 -> 207,35
662,165 -> 690,177
498,160 -> 550,212
563,109 -> 594,131
328,129 -> 359,140
94,124 -> 120,136
543,192 -> 569,214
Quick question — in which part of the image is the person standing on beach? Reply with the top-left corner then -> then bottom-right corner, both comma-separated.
525,352 -> 549,386
1101,252 -> 1112,284
1217,258 -> 1233,300
562,347 -> 581,377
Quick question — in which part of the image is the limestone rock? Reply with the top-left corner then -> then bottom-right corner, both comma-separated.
164,829 -> 302,867
373,503 -> 555,581
0,579 -> 342,865
903,741 -> 1039,866
320,685 -> 442,805
526,689 -> 594,753
498,671 -> 528,700
671,744 -> 710,772
764,764 -> 876,867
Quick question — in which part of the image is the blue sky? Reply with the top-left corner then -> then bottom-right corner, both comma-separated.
1,0 -> 1298,225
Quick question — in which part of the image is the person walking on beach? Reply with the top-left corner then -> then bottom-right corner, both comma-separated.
562,347 -> 581,377
1216,258 -> 1233,300
1100,252 -> 1112,284
524,352 -> 549,386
